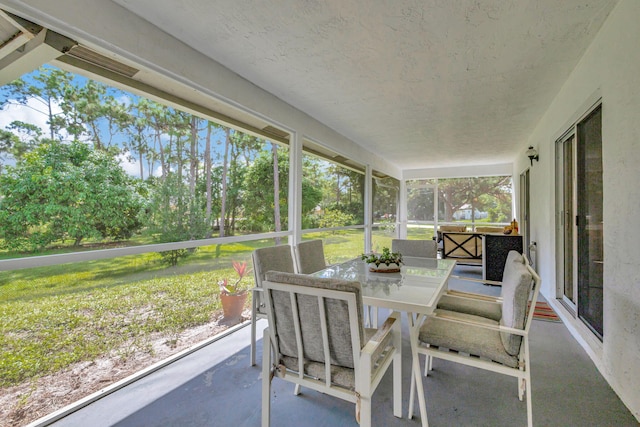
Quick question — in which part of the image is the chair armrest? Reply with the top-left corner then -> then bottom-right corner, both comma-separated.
429,311 -> 527,337
450,275 -> 503,286
445,289 -> 503,303
361,311 -> 400,361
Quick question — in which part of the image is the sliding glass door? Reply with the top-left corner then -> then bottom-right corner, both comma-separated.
576,106 -> 604,338
556,104 -> 603,339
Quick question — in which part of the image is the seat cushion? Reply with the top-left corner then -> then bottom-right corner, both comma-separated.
252,246 -> 296,314
474,226 -> 504,233
439,225 -> 468,232
499,262 -> 532,356
281,356 -> 356,390
264,271 -> 365,369
435,250 -> 524,322
419,309 -> 519,368
436,294 -> 501,321
504,250 -> 525,266
253,246 -> 296,282
391,239 -> 437,258
277,323 -> 378,391
296,239 -> 327,274
498,250 -> 524,301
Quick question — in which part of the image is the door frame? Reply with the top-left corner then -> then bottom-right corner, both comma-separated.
554,99 -> 603,333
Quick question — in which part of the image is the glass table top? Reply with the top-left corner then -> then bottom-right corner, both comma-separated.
312,257 -> 456,314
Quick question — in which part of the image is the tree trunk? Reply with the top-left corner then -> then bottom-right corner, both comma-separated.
138,139 -> 144,180
219,128 -> 230,237
47,98 -> 55,140
189,116 -> 198,198
176,133 -> 183,229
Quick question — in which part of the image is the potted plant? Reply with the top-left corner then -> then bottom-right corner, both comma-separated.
219,260 -> 251,323
361,247 -> 403,272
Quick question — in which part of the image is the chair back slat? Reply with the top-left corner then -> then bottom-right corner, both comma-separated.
317,295 -> 332,387
287,291 -> 305,380
264,271 -> 365,370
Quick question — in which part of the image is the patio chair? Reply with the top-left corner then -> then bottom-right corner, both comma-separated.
294,239 -> 328,274
441,231 -> 483,264
391,238 -> 437,258
261,271 -> 402,427
251,245 -> 296,366
410,255 -> 540,427
435,250 -> 526,322
435,224 -> 468,243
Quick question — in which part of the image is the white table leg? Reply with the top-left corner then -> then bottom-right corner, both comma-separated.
407,312 -> 429,427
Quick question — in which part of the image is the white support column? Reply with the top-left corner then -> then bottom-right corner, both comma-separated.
288,131 -> 303,246
399,179 -> 408,239
433,180 -> 439,239
364,165 -> 372,252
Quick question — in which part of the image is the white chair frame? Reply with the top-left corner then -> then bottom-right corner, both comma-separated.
251,245 -> 296,366
410,259 -> 541,427
261,278 -> 402,427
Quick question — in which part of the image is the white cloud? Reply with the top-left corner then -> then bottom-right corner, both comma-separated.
152,164 -> 166,177
116,150 -> 144,178
116,94 -> 133,107
0,98 -> 53,138
0,97 -> 79,141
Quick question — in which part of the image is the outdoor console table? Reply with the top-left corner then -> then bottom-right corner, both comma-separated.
483,234 -> 524,282
312,256 -> 456,427
443,232 -> 524,283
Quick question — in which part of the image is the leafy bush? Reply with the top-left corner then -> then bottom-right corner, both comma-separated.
317,208 -> 355,230
0,140 -> 145,251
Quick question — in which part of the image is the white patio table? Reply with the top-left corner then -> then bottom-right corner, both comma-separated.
312,256 -> 456,427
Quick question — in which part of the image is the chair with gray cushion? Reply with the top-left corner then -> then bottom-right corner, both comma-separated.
436,250 -> 526,321
251,245 -> 296,366
294,239 -> 328,274
410,255 -> 540,427
419,251 -> 524,376
261,271 -> 402,427
391,238 -> 438,258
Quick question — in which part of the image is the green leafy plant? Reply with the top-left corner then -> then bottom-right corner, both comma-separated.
218,260 -> 251,295
360,247 -> 403,266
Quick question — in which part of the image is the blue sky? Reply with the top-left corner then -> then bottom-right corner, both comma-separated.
0,65 -> 238,178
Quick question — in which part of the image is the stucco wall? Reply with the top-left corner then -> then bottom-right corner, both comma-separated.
517,0 -> 640,418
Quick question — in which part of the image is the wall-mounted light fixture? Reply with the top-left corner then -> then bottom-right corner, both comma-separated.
526,146 -> 539,166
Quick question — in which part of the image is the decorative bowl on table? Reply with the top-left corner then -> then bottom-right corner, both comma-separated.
361,247 -> 403,273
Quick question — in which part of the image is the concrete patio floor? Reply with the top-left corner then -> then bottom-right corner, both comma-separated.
43,267 -> 638,427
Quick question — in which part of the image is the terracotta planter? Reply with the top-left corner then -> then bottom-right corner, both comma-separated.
220,291 -> 248,324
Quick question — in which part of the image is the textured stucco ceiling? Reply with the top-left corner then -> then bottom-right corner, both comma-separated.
114,0 -> 618,170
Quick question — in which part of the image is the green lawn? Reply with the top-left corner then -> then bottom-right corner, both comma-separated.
0,232 -> 371,388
